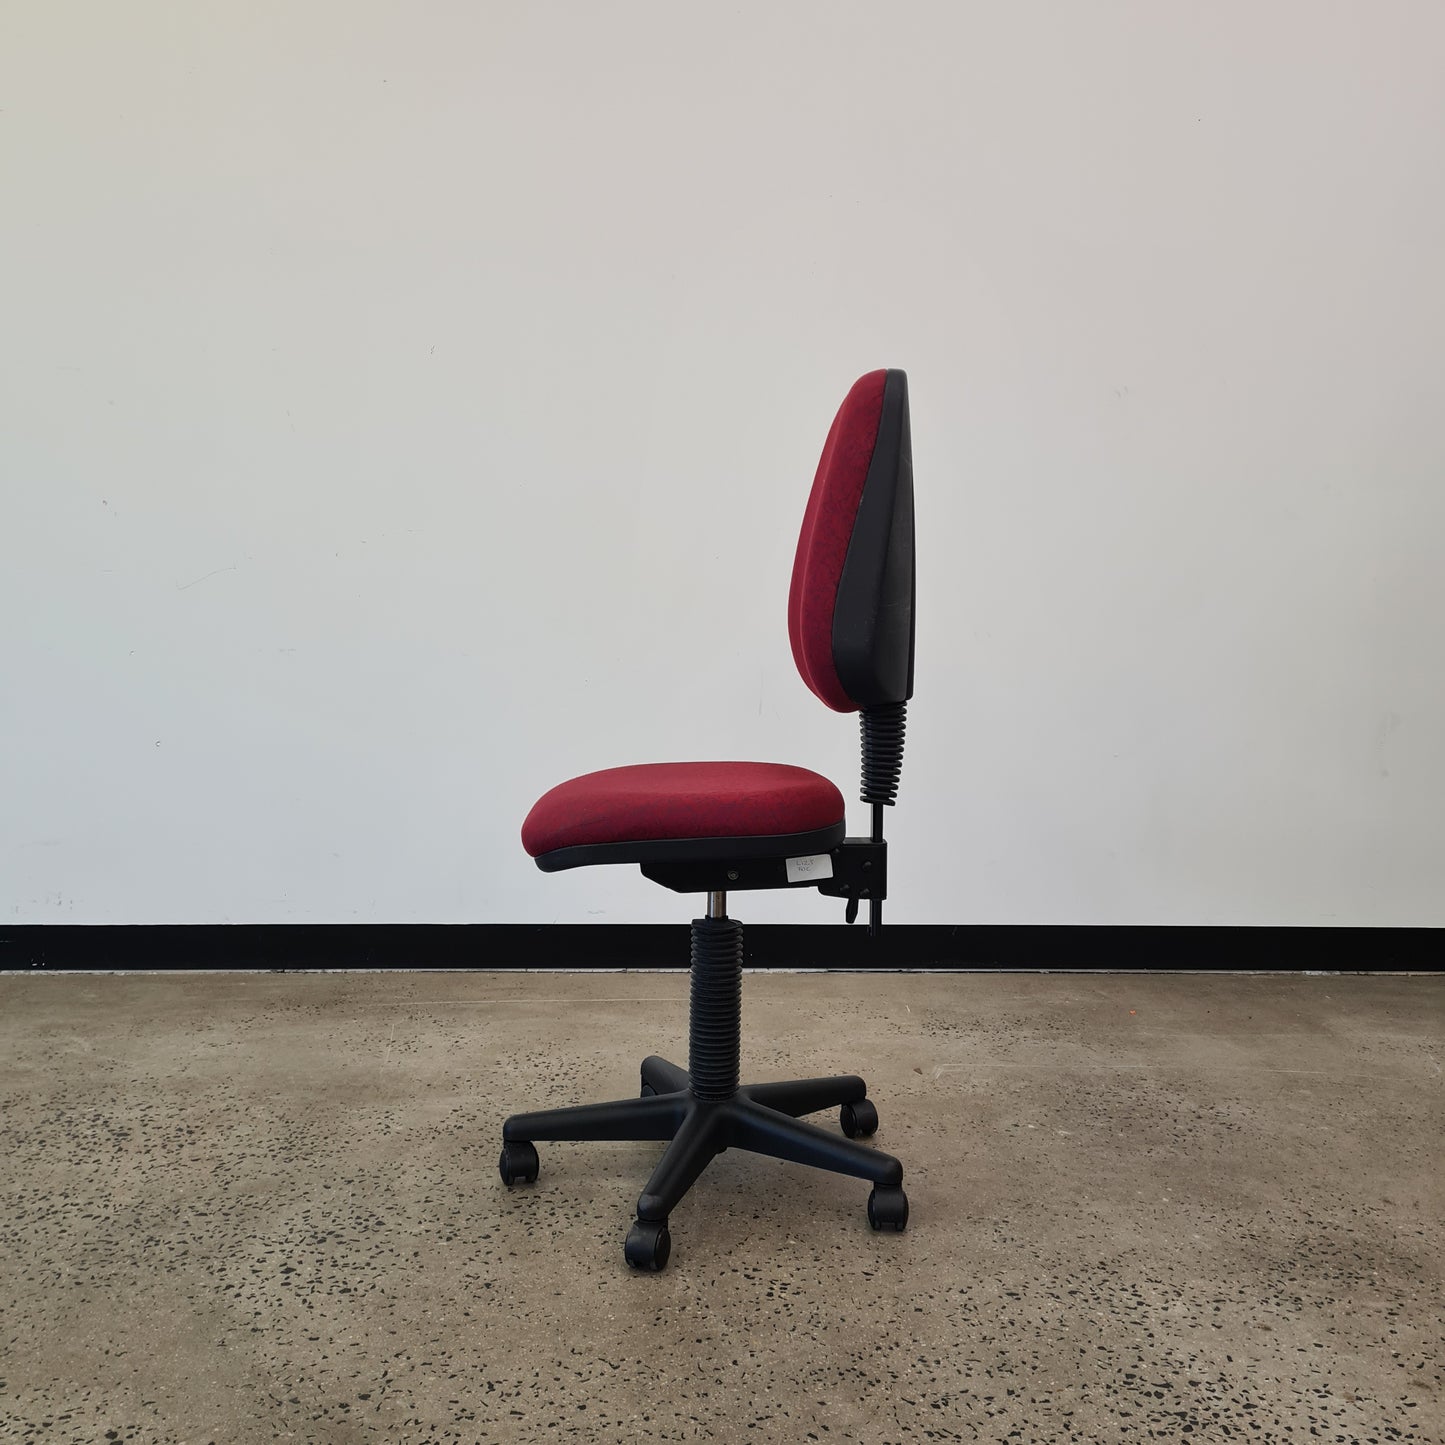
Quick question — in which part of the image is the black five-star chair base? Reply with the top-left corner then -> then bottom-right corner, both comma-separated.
500,1055 -> 907,1270
498,912 -> 909,1269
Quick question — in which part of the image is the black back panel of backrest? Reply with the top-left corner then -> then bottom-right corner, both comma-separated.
831,369 -> 915,707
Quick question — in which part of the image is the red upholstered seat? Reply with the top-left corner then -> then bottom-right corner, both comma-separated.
521,762 -> 845,858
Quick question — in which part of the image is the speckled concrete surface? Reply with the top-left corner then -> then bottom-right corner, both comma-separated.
0,971 -> 1440,1444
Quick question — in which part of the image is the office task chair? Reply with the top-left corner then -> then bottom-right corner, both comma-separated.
500,369 -> 915,1271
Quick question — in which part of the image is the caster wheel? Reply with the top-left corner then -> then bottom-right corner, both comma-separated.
867,1184 -> 909,1232
841,1099 -> 879,1138
640,1081 -> 657,1098
498,1140 -> 539,1186
624,1218 -> 671,1271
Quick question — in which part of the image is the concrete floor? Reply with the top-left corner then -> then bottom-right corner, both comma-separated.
0,972 -> 1440,1444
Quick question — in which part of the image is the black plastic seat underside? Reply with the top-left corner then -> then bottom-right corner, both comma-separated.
533,821 -> 846,873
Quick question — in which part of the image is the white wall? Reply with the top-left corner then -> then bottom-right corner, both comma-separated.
4,2 -> 1442,927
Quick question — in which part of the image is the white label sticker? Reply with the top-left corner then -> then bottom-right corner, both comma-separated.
785,853 -> 834,883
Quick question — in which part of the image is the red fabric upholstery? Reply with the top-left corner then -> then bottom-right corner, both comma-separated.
521,762 -> 845,857
788,370 -> 888,712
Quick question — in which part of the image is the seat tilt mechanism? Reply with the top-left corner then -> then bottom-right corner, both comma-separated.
815,838 -> 887,926
639,836 -> 887,928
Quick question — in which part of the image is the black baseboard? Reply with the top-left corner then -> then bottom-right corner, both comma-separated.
0,923 -> 1437,972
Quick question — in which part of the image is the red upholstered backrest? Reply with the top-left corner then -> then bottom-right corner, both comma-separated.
788,370 -> 889,712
